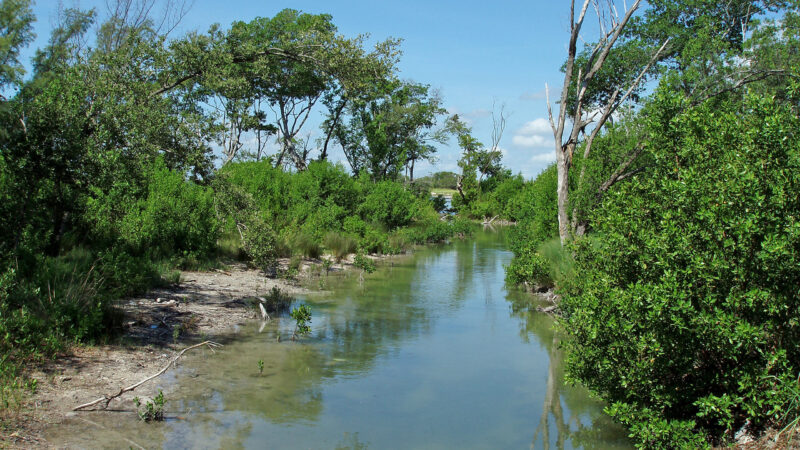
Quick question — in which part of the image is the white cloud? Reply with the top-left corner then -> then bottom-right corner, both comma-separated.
530,151 -> 556,163
512,134 -> 550,148
518,118 -> 552,135
512,118 -> 554,149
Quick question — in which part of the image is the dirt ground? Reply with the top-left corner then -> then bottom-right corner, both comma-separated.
0,259 -> 340,448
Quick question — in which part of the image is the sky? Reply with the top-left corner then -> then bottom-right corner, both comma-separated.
22,0 -> 577,179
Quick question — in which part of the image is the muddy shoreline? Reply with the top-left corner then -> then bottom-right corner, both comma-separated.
3,255 -> 386,448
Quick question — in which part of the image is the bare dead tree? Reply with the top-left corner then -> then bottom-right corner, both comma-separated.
546,0 -> 668,243
490,100 -> 507,155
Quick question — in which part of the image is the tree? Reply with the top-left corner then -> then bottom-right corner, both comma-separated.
335,80 -> 446,181
446,109 -> 505,213
547,0 -> 668,244
224,11 -> 336,171
548,1 -> 800,242
446,114 -> 482,208
561,88 -> 800,447
0,0 -> 35,92
318,37 -> 401,162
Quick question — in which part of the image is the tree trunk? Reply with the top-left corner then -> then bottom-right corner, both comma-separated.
556,144 -> 571,245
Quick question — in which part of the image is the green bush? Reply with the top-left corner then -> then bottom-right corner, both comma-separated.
359,226 -> 389,254
216,160 -> 291,223
450,216 -> 475,237
560,92 -> 800,446
504,242 -> 552,289
291,161 -> 359,217
358,181 -> 417,230
486,173 -> 525,218
88,158 -> 219,259
431,194 -> 448,213
300,203 -> 346,241
342,216 -> 367,236
240,218 -> 278,273
505,163 -> 557,228
504,164 -> 559,288
353,253 -> 376,273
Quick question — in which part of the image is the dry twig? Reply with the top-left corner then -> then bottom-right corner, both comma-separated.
72,340 -> 222,411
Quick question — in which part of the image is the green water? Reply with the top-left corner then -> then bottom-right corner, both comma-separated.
48,230 -> 631,449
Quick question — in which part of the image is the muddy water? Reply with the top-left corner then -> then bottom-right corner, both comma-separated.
47,230 -> 631,449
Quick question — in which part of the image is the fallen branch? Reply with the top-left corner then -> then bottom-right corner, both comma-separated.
73,340 -> 223,411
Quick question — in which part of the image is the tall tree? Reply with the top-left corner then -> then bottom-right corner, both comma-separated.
335,80 -> 446,180
0,0 -> 34,93
227,10 -> 335,171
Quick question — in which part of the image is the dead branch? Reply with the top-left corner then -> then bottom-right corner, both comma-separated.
72,340 -> 222,411
597,144 -> 645,195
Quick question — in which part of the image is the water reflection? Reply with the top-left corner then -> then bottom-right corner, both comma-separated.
506,291 -> 629,449
46,230 -> 630,449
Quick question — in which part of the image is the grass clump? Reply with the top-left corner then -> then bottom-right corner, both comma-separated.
324,232 -> 357,262
291,232 -> 322,259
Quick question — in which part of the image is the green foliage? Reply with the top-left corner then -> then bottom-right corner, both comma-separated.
415,171 -> 459,190
0,0 -> 35,90
240,218 -> 277,274
257,359 -> 264,375
358,181 -> 417,229
400,221 -> 452,244
342,216 -> 367,236
134,390 -> 165,422
301,203 -> 346,241
560,92 -> 800,446
290,304 -> 312,340
216,160 -> 291,222
504,164 -> 561,288
263,286 -> 293,314
88,158 -> 220,259
353,253 -> 376,274
507,164 -> 557,228
358,226 -> 389,254
772,375 -> 800,443
334,80 -> 447,180
213,174 -> 278,272
505,242 -> 552,289
431,195 -> 447,213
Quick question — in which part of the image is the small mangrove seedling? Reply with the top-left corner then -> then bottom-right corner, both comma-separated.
172,324 -> 181,344
290,305 -> 312,341
322,258 -> 333,275
134,390 -> 165,422
257,359 -> 264,375
353,253 -> 376,274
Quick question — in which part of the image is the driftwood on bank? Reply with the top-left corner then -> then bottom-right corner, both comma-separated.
72,340 -> 223,411
482,215 -> 499,225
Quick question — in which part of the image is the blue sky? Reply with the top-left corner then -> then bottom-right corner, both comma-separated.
24,0 -> 575,179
